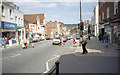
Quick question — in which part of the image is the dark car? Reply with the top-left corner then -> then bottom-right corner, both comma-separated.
46,37 -> 51,40
75,35 -> 80,40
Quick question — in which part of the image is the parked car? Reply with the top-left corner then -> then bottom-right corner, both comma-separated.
36,37 -> 41,42
75,35 -> 80,40
46,37 -> 51,40
32,37 -> 40,42
67,36 -> 71,40
63,36 -> 67,42
40,36 -> 45,41
32,37 -> 37,42
70,35 -> 73,39
52,37 -> 60,45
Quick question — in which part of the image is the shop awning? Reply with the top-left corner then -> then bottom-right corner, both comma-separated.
111,19 -> 120,23
4,29 -> 17,32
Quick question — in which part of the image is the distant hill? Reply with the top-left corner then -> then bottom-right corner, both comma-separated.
65,24 -> 78,28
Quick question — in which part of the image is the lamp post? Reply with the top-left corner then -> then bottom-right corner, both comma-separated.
79,0 -> 82,46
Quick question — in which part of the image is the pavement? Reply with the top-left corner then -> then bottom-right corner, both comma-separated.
54,37 -> 119,74
75,37 -> 119,55
0,43 -> 22,50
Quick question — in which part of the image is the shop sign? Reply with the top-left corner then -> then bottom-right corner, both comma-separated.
29,24 -> 36,28
4,22 -> 17,29
100,25 -> 104,28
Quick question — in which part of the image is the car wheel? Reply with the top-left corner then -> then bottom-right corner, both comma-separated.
53,43 -> 54,45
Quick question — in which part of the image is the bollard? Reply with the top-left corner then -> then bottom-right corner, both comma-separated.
55,61 -> 59,75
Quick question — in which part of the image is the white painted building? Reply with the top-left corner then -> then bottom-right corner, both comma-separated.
24,14 -> 45,38
1,0 -> 25,43
93,4 -> 99,36
91,15 -> 95,35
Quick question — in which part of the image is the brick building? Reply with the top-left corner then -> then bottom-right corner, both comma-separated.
24,14 -> 45,37
45,21 -> 58,38
99,1 -> 120,44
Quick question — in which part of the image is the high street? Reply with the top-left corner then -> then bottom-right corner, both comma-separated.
2,40 -> 77,73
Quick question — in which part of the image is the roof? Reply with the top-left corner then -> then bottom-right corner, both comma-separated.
45,22 -> 57,28
111,19 -> 120,23
24,14 -> 45,24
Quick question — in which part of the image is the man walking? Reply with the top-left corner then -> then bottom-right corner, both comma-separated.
103,33 -> 109,48
81,35 -> 88,54
88,33 -> 91,40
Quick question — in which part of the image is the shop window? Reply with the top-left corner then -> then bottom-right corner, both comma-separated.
114,1 -> 118,15
107,7 -> 109,18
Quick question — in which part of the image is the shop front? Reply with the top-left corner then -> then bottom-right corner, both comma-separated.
111,19 -> 120,45
99,25 -> 105,39
104,24 -> 111,42
2,22 -> 17,44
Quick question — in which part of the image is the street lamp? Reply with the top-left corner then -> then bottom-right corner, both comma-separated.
78,0 -> 82,46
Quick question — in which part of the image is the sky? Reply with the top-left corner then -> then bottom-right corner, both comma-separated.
8,0 -> 98,24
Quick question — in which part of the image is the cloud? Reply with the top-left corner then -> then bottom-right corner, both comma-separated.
83,12 -> 93,15
68,12 -> 79,16
82,12 -> 93,20
61,2 -> 79,7
52,16 -> 59,18
14,2 -> 57,9
7,0 -> 99,2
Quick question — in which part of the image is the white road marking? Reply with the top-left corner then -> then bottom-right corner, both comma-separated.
1,57 -> 10,60
11,54 -> 21,57
75,47 -> 102,53
43,55 -> 60,74
2,54 -> 21,60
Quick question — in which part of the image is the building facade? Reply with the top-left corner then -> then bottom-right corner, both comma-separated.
24,14 -> 45,37
94,4 -> 99,36
1,0 -> 24,44
45,21 -> 58,38
99,1 -> 120,44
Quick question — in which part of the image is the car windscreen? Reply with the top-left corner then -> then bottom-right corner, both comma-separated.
55,37 -> 60,39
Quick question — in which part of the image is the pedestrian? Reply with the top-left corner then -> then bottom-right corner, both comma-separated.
98,33 -> 102,41
18,36 -> 21,44
3,36 -> 7,48
103,32 -> 109,48
61,36 -> 64,46
88,33 -> 91,40
97,33 -> 99,40
22,39 -> 27,49
73,37 -> 76,44
59,37 -> 62,46
81,35 -> 88,54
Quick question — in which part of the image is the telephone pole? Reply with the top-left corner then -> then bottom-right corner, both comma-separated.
80,0 -> 81,22
79,0 -> 82,46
